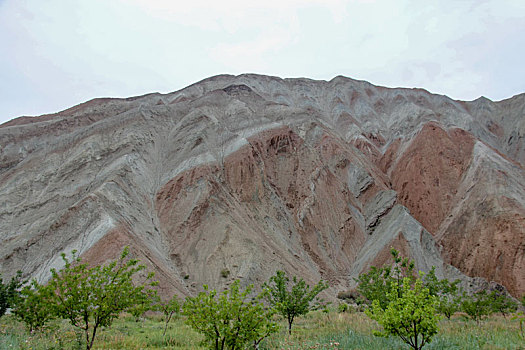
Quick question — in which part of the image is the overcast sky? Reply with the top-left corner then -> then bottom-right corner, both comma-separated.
1,0 -> 524,125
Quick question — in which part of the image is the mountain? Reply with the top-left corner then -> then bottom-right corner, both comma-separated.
1,74 -> 524,298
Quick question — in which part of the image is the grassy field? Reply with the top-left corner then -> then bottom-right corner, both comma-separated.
1,310 -> 523,349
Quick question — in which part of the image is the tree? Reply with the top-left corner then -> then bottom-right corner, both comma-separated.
436,292 -> 462,320
0,271 -> 23,319
12,280 -> 55,331
263,270 -> 328,335
161,294 -> 181,337
366,277 -> 441,350
129,288 -> 159,323
487,290 -> 518,318
47,247 -> 157,350
461,290 -> 493,325
421,267 -> 461,319
182,280 -> 278,350
355,248 -> 415,309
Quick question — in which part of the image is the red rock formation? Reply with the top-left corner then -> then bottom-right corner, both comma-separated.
389,123 -> 475,233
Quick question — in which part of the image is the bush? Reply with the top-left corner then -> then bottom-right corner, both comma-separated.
337,289 -> 363,304
422,267 -> 461,319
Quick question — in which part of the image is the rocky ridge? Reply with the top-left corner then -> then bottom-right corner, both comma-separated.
0,74 -> 523,298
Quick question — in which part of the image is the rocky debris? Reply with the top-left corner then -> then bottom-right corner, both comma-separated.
0,73 -> 523,298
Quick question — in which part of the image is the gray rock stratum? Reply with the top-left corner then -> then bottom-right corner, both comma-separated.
1,74 -> 524,298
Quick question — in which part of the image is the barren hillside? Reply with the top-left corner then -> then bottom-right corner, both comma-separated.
1,74 -> 523,297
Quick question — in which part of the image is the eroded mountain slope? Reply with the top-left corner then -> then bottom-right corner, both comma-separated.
1,74 -> 523,297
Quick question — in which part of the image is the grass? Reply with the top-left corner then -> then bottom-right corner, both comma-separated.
261,311 -> 524,349
1,311 -> 523,349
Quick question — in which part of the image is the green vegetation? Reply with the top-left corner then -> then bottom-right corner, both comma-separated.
2,246 -> 523,349
263,270 -> 328,334
160,294 -> 181,336
182,280 -> 277,349
488,289 -> 518,318
461,290 -> 495,325
220,269 -> 230,278
460,289 -> 518,325
45,247 -> 157,350
0,271 -> 23,319
1,311 -> 524,349
366,277 -> 441,350
354,248 -> 415,310
12,280 -> 55,331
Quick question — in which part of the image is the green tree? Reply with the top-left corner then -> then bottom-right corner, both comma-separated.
129,288 -> 159,323
487,290 -> 518,318
47,247 -> 157,350
182,280 -> 278,350
263,270 -> 328,335
161,294 -> 181,337
436,292 -> 462,320
12,280 -> 55,331
355,248 -> 415,309
421,267 -> 461,319
366,277 -> 441,350
0,271 -> 23,319
461,290 -> 493,325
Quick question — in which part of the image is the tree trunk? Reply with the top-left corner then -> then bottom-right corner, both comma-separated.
85,328 -> 91,350
86,325 -> 98,350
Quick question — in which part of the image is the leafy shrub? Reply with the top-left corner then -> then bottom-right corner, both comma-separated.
160,294 -> 181,336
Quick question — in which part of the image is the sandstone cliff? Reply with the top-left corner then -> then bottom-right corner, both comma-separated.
1,74 -> 523,298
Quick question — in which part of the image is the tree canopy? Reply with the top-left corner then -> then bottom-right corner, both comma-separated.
183,280 -> 277,350
263,270 -> 328,334
46,247 -> 157,350
366,276 -> 441,350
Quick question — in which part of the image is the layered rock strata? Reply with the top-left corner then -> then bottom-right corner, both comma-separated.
1,74 -> 523,297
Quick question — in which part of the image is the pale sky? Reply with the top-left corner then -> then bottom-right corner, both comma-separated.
1,0 -> 524,125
